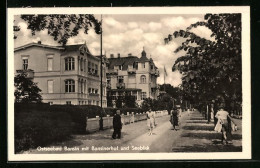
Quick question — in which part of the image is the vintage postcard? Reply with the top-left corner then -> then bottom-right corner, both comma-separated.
7,6 -> 251,161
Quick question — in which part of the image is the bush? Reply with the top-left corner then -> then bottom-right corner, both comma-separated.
15,110 -> 72,153
49,105 -> 104,133
14,103 -> 105,153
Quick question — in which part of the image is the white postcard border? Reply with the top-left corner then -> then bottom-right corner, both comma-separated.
7,6 -> 251,161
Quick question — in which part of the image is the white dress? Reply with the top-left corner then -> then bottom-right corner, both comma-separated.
147,112 -> 155,128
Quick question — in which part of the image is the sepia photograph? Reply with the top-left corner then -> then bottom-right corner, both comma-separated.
7,6 -> 251,160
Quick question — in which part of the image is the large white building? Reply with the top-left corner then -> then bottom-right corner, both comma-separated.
14,42 -> 107,106
106,49 -> 160,106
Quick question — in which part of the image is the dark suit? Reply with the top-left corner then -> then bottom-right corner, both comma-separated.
112,114 -> 122,139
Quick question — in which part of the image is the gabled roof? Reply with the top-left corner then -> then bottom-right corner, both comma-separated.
14,42 -> 64,52
64,44 -> 83,51
14,42 -> 96,58
107,56 -> 139,70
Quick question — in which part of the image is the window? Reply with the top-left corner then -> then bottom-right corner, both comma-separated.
88,100 -> 92,105
88,61 -> 91,73
92,63 -> 95,73
47,80 -> 54,93
65,80 -> 75,93
141,92 -> 147,100
95,64 -> 98,75
80,58 -> 84,71
119,65 -> 122,70
141,75 -> 146,83
47,58 -> 53,71
66,101 -> 71,105
118,76 -> 124,83
65,57 -> 75,71
23,59 -> 28,70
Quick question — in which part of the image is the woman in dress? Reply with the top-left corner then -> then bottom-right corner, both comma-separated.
147,109 -> 155,135
170,106 -> 179,131
215,104 -> 237,144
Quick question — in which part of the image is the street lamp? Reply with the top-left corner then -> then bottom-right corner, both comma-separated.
99,15 -> 103,130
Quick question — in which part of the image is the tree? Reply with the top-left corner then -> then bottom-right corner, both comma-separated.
14,14 -> 101,45
124,95 -> 137,108
159,84 -> 182,104
165,14 -> 242,109
14,73 -> 42,103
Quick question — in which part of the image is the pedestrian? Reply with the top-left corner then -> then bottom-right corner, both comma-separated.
152,110 -> 156,126
214,104 -> 237,144
170,106 -> 179,131
112,110 -> 122,139
147,109 -> 155,135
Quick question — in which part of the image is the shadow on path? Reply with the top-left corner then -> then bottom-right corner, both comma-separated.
172,143 -> 242,152
181,132 -> 242,140
182,125 -> 214,131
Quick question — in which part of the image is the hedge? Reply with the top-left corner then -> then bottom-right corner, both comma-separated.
15,110 -> 72,153
14,103 -> 147,153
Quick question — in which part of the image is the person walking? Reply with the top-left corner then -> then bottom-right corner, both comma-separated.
147,109 -> 155,135
215,104 -> 237,144
112,110 -> 122,139
170,106 -> 179,131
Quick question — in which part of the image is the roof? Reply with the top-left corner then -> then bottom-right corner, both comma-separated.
107,55 -> 158,70
64,44 -> 83,51
14,42 -> 64,52
14,42 -> 98,59
107,56 -> 139,70
139,55 -> 150,63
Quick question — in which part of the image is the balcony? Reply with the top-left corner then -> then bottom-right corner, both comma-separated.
150,69 -> 160,76
107,83 -> 111,89
16,69 -> 34,79
106,69 -> 118,75
89,93 -> 100,97
127,67 -> 136,74
116,83 -> 125,89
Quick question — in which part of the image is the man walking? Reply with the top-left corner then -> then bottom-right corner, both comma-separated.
112,110 -> 122,139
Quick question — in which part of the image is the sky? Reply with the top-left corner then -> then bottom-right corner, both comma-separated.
14,14 -> 214,87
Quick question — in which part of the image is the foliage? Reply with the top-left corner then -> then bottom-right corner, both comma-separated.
15,14 -> 101,45
15,109 -> 72,153
124,95 -> 137,108
159,84 -> 182,104
116,96 -> 124,108
14,72 -> 42,103
165,14 -> 242,108
141,95 -> 173,112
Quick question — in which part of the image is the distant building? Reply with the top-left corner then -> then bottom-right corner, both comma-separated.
14,42 -> 107,107
106,49 -> 160,106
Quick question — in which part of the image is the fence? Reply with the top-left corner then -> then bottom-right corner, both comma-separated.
86,110 -> 168,132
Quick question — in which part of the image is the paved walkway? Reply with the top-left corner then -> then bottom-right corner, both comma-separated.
23,109 -> 242,153
171,110 -> 242,152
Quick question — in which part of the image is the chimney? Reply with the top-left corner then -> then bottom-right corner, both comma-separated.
37,41 -> 41,44
118,53 -> 120,58
128,53 -> 132,57
110,54 -> 114,58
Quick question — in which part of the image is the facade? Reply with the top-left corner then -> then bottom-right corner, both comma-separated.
106,49 -> 160,106
14,42 -> 107,107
